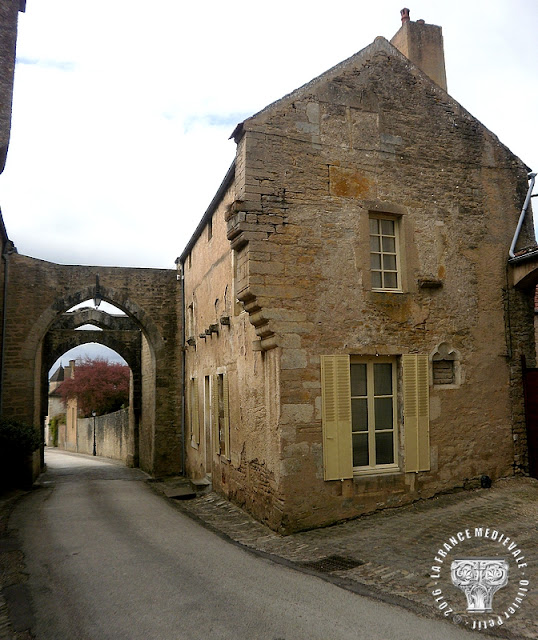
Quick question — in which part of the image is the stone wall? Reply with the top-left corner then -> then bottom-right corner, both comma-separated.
182,181 -> 286,527
0,0 -> 22,173
1,253 -> 182,478
76,409 -> 132,463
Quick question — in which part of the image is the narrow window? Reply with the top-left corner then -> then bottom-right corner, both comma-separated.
186,303 -> 194,339
189,377 -> 200,447
204,375 -> 212,471
207,217 -> 213,241
369,216 -> 400,291
350,358 -> 398,470
212,372 -> 230,460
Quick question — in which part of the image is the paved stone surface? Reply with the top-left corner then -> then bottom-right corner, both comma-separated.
154,476 -> 538,640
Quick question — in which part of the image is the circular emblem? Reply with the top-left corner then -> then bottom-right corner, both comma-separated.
429,528 -> 530,631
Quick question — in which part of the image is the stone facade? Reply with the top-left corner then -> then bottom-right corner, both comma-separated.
180,18 -> 536,532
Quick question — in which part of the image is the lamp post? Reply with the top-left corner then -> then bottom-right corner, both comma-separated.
92,411 -> 96,456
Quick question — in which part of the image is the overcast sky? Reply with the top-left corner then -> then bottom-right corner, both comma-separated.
1,0 -> 537,272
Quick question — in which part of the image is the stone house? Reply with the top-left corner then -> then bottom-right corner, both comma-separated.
178,11 -> 536,533
46,364 -> 66,446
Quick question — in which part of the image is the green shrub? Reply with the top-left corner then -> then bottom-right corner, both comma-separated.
0,418 -> 41,490
48,415 -> 64,447
0,418 -> 41,457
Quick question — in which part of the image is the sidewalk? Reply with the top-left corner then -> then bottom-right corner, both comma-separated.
0,489 -> 31,640
153,475 -> 538,640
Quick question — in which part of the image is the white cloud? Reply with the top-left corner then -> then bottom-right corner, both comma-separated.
1,0 -> 537,271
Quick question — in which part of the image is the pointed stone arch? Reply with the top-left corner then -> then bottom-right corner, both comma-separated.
1,255 -> 182,480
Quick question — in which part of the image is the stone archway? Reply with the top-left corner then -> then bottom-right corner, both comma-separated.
1,253 -> 183,480
43,307 -> 143,468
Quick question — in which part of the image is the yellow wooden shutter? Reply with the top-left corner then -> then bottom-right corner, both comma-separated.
212,374 -> 220,454
321,355 -> 353,480
403,354 -> 430,472
223,373 -> 230,460
191,378 -> 200,446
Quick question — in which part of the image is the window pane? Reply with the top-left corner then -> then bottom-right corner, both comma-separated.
370,235 -> 380,251
350,363 -> 367,396
374,397 -> 393,430
382,236 -> 396,252
374,363 -> 392,395
370,253 -> 381,269
353,433 -> 369,467
384,272 -> 398,288
369,218 -> 379,234
371,271 -> 382,288
351,398 -> 368,431
380,219 -> 395,235
375,432 -> 394,465
383,254 -> 396,270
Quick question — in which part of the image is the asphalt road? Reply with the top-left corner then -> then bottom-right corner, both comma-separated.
10,450 -> 479,640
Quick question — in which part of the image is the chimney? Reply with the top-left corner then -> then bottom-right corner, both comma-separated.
390,8 -> 447,91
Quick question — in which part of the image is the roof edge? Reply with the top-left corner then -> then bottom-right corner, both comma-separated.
238,37 -> 396,134
177,161 -> 236,265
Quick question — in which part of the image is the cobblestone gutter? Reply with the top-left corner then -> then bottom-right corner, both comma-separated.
165,476 -> 538,640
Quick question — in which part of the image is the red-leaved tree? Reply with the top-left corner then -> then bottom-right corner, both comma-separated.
57,357 -> 130,417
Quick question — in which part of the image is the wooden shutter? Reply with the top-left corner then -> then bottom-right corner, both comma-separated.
321,355 -> 353,480
222,373 -> 230,460
191,378 -> 200,446
403,354 -> 430,472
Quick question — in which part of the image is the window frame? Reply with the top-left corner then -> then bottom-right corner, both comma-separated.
369,214 -> 402,292
350,356 -> 399,475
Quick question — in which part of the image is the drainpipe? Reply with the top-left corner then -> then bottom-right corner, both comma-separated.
0,239 -> 15,415
176,258 -> 186,475
509,172 -> 537,259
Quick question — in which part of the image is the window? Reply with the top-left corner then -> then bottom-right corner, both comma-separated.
432,360 -> 454,385
186,302 -> 194,339
431,343 -> 460,387
204,375 -> 212,470
320,354 -> 429,481
189,377 -> 200,447
350,358 -> 397,470
369,216 -> 400,290
212,372 -> 230,459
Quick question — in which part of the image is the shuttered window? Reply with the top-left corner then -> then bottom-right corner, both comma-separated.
321,354 -> 430,479
402,354 -> 430,472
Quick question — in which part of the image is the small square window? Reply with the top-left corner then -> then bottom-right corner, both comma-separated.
433,360 -> 455,385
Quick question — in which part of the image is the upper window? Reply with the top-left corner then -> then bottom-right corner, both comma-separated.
369,216 -> 400,291
350,358 -> 398,471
